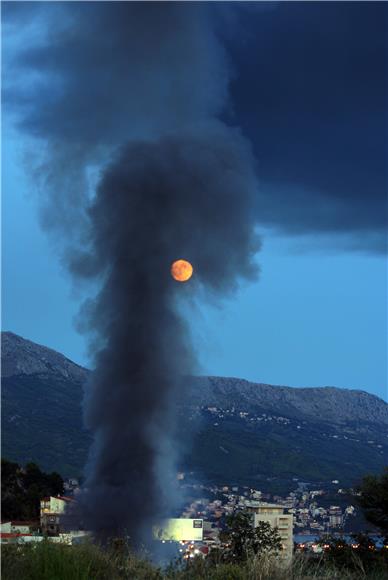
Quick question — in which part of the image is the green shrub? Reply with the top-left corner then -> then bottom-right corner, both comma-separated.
218,512 -> 282,564
2,540 -> 388,580
1,540 -> 160,580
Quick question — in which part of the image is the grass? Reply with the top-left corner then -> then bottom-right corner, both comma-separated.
1,541 -> 160,580
2,542 -> 388,580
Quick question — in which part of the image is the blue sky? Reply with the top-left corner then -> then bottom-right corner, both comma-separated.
2,2 -> 387,400
3,130 -> 387,399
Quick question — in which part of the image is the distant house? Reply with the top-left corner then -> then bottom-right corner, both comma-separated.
0,522 -> 12,534
11,521 -> 39,534
0,520 -> 39,544
40,496 -> 74,535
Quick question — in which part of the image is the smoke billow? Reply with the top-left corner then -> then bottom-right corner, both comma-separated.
4,3 -> 260,542
75,129 -> 259,540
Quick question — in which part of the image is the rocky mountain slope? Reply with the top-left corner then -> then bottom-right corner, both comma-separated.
2,332 -> 87,383
188,376 -> 388,425
2,332 -> 387,490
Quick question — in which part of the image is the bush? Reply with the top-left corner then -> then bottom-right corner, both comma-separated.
2,538 -> 388,580
358,467 -> 388,534
1,541 -> 161,580
316,534 -> 388,576
1,458 -> 64,521
218,511 -> 282,564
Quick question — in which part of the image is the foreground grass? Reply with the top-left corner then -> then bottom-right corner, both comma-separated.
1,541 -> 161,580
2,542 -> 388,580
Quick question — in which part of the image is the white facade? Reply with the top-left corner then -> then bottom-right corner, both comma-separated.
40,496 -> 69,516
249,502 -> 293,563
40,495 -> 74,535
11,523 -> 31,534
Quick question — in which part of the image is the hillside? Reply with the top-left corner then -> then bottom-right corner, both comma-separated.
188,375 -> 388,425
2,332 -> 387,490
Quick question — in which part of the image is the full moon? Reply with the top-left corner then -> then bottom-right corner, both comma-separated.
171,259 -> 193,282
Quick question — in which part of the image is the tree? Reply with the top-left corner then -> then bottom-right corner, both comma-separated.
1,459 -> 25,520
318,533 -> 388,573
1,458 -> 65,521
218,511 -> 282,563
358,467 -> 388,534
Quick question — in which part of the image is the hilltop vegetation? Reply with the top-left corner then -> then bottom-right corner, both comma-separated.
1,458 -> 64,521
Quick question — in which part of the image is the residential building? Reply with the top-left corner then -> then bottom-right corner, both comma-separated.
329,506 -> 343,529
40,496 -> 74,535
0,521 -> 40,544
247,502 -> 293,563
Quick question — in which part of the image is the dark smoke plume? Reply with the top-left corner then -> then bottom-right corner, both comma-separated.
75,129 -> 259,540
3,3 -> 260,542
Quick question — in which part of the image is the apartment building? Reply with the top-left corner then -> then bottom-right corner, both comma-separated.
247,502 -> 293,563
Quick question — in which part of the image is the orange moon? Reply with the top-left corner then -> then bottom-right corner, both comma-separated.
171,259 -> 193,282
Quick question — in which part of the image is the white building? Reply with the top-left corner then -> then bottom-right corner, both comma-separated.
0,521 -> 40,544
40,495 -> 74,535
247,502 -> 293,563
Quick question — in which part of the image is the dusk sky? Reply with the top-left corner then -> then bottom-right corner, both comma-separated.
2,2 -> 387,400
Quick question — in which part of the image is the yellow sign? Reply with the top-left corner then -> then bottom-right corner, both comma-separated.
153,518 -> 203,541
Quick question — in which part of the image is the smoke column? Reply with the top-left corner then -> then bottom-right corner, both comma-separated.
4,3 -> 260,541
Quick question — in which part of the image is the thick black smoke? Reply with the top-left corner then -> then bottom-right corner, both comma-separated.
3,2 -> 230,252
3,3 -> 260,541
74,130 -> 259,540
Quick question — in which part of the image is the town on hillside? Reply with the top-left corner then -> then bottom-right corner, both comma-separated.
2,470 -> 386,562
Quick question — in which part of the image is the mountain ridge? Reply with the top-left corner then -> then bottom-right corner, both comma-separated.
2,331 -> 87,383
2,331 -> 387,487
3,331 -> 386,424
188,375 -> 387,425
